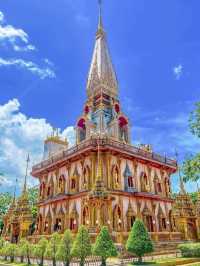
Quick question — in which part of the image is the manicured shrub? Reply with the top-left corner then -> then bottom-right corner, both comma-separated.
34,237 -> 48,266
0,242 -> 9,261
16,239 -> 27,263
71,225 -> 91,266
0,237 -> 5,249
93,226 -> 118,266
179,243 -> 200,257
23,240 -> 33,265
126,219 -> 154,263
56,229 -> 73,266
45,232 -> 61,266
6,243 -> 17,263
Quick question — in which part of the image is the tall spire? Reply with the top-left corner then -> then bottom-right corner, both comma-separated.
98,0 -> 103,30
87,0 -> 118,98
23,154 -> 30,193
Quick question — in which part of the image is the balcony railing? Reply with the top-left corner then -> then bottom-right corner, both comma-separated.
32,138 -> 177,173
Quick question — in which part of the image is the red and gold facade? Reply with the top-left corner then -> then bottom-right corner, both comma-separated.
30,3 -> 185,244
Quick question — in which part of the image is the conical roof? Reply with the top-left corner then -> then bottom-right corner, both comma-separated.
87,2 -> 118,98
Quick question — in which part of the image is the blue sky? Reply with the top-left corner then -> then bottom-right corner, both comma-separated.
0,0 -> 199,194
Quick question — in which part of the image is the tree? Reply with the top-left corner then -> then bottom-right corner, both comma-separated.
56,230 -> 73,266
126,219 -> 153,263
0,237 -> 5,249
34,237 -> 48,266
0,192 -> 13,229
23,240 -> 33,265
6,243 -> 17,263
28,186 -> 39,219
189,102 -> 200,138
182,102 -> 200,185
45,232 -> 61,266
16,239 -> 27,263
71,225 -> 91,266
93,226 -> 118,266
182,154 -> 200,188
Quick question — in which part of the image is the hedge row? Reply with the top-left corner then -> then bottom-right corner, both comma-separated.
178,243 -> 200,258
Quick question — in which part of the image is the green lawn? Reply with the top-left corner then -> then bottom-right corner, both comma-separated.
128,257 -> 200,266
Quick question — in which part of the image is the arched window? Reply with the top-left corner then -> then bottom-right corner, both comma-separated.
77,118 -> 86,142
71,179 -> 76,190
58,175 -> 65,194
70,218 -> 76,230
118,116 -> 129,143
128,176 -> 134,188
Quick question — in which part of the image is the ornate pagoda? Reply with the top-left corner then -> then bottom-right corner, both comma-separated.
2,156 -> 33,243
31,1 -> 182,243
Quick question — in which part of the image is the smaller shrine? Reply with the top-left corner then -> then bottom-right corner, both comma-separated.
2,156 -> 33,243
172,169 -> 198,240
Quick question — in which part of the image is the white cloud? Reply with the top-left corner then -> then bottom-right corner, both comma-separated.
0,99 -> 75,191
0,11 -> 36,52
0,58 -> 56,79
173,64 -> 183,80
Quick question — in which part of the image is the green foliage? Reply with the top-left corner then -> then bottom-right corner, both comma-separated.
182,102 -> 200,185
0,242 -> 9,260
23,240 -> 33,265
0,192 -> 12,228
16,239 -> 27,263
71,225 -> 92,266
6,243 -> 17,262
182,154 -> 200,185
93,226 -> 118,266
34,237 -> 48,266
126,219 -> 153,263
0,237 -> 5,249
27,186 -> 39,218
56,229 -> 73,266
190,192 -> 198,204
189,102 -> 200,138
179,243 -> 200,257
45,232 -> 61,266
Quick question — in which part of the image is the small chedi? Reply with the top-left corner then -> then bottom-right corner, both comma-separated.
2,2 -> 200,246
2,157 -> 33,243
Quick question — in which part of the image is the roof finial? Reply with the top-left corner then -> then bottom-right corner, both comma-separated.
98,0 -> 103,30
175,149 -> 186,195
23,153 -> 30,193
12,178 -> 17,204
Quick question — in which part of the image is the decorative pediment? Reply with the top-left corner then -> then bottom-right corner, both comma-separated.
142,204 -> 151,216
126,201 -> 135,217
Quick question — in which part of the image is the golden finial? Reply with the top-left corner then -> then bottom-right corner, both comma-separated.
23,153 -> 30,193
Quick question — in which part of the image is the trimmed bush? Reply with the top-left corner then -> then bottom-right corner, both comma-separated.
126,219 -> 154,263
71,225 -> 91,266
179,243 -> 200,257
93,226 -> 118,266
34,237 -> 48,266
16,239 -> 27,263
6,243 -> 17,263
45,232 -> 61,266
56,229 -> 73,266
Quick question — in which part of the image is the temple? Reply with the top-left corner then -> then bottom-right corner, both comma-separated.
3,1 -> 200,247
